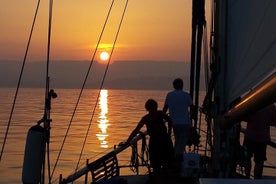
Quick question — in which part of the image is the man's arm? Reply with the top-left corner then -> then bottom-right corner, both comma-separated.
163,104 -> 168,113
189,104 -> 196,120
163,113 -> 173,137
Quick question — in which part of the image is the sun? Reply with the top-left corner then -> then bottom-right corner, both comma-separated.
100,51 -> 109,61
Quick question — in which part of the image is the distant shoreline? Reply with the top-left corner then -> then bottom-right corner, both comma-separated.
0,60 -> 205,90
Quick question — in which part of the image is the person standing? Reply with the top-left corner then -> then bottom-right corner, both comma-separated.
126,99 -> 174,174
162,78 -> 194,163
243,103 -> 276,179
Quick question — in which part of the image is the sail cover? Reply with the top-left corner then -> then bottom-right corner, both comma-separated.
217,0 -> 276,107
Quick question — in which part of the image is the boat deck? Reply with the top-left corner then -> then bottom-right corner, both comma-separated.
121,175 -> 276,184
120,173 -> 199,184
121,175 -> 198,184
199,178 -> 276,184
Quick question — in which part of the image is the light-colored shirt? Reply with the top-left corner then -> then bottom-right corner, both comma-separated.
164,90 -> 192,125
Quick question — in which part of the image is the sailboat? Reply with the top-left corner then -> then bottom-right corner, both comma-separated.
59,0 -> 276,183
0,0 -> 275,184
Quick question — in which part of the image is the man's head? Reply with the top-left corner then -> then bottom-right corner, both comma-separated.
173,78 -> 183,90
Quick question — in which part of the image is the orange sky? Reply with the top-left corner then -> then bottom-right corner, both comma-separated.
0,0 -> 210,63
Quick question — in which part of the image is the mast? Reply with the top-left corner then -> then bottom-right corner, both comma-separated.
41,1 -> 57,183
190,0 -> 206,129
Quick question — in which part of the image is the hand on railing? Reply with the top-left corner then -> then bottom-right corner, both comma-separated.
118,141 -> 129,147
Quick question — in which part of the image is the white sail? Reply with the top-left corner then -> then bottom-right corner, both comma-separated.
216,0 -> 276,109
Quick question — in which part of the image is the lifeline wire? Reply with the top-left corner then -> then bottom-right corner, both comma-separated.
0,0 -> 41,162
74,0 -> 130,173
50,0 -> 116,179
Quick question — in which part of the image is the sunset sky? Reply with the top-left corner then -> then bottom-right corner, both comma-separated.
0,0 -> 211,63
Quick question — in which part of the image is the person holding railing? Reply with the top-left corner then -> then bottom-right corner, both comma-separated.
126,99 -> 174,175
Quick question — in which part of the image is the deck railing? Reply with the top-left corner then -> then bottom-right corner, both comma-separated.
59,131 -> 150,184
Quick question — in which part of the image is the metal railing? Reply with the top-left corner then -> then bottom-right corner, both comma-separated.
59,131 -> 150,184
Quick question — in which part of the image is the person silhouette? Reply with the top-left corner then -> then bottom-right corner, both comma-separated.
126,99 -> 174,174
243,103 -> 276,179
163,78 -> 194,166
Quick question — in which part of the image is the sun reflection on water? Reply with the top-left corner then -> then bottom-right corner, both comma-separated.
96,89 -> 109,148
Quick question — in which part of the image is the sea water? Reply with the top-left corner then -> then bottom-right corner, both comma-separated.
0,88 -> 275,183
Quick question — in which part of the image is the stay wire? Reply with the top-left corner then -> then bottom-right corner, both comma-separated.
203,24 -> 209,92
50,0 -> 116,179
74,0 -> 130,172
0,0 -> 41,162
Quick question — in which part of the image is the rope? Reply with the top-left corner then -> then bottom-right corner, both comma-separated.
203,24 -> 209,92
129,132 -> 149,173
0,0 -> 41,162
201,0 -> 216,160
140,133 -> 149,165
130,142 -> 138,172
74,0 -> 130,172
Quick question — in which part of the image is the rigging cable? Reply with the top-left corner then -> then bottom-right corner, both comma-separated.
201,16 -> 211,156
202,0 -> 216,158
0,0 -> 41,161
203,23 -> 209,92
74,0 -> 130,172
50,0 -> 116,179
189,0 -> 206,137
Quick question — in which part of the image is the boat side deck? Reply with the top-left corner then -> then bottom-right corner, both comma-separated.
120,175 -> 276,184
120,175 -> 198,184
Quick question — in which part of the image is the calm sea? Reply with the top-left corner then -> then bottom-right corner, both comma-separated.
0,88 -> 275,183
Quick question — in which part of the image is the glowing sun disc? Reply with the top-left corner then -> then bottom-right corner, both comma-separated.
100,52 -> 109,61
